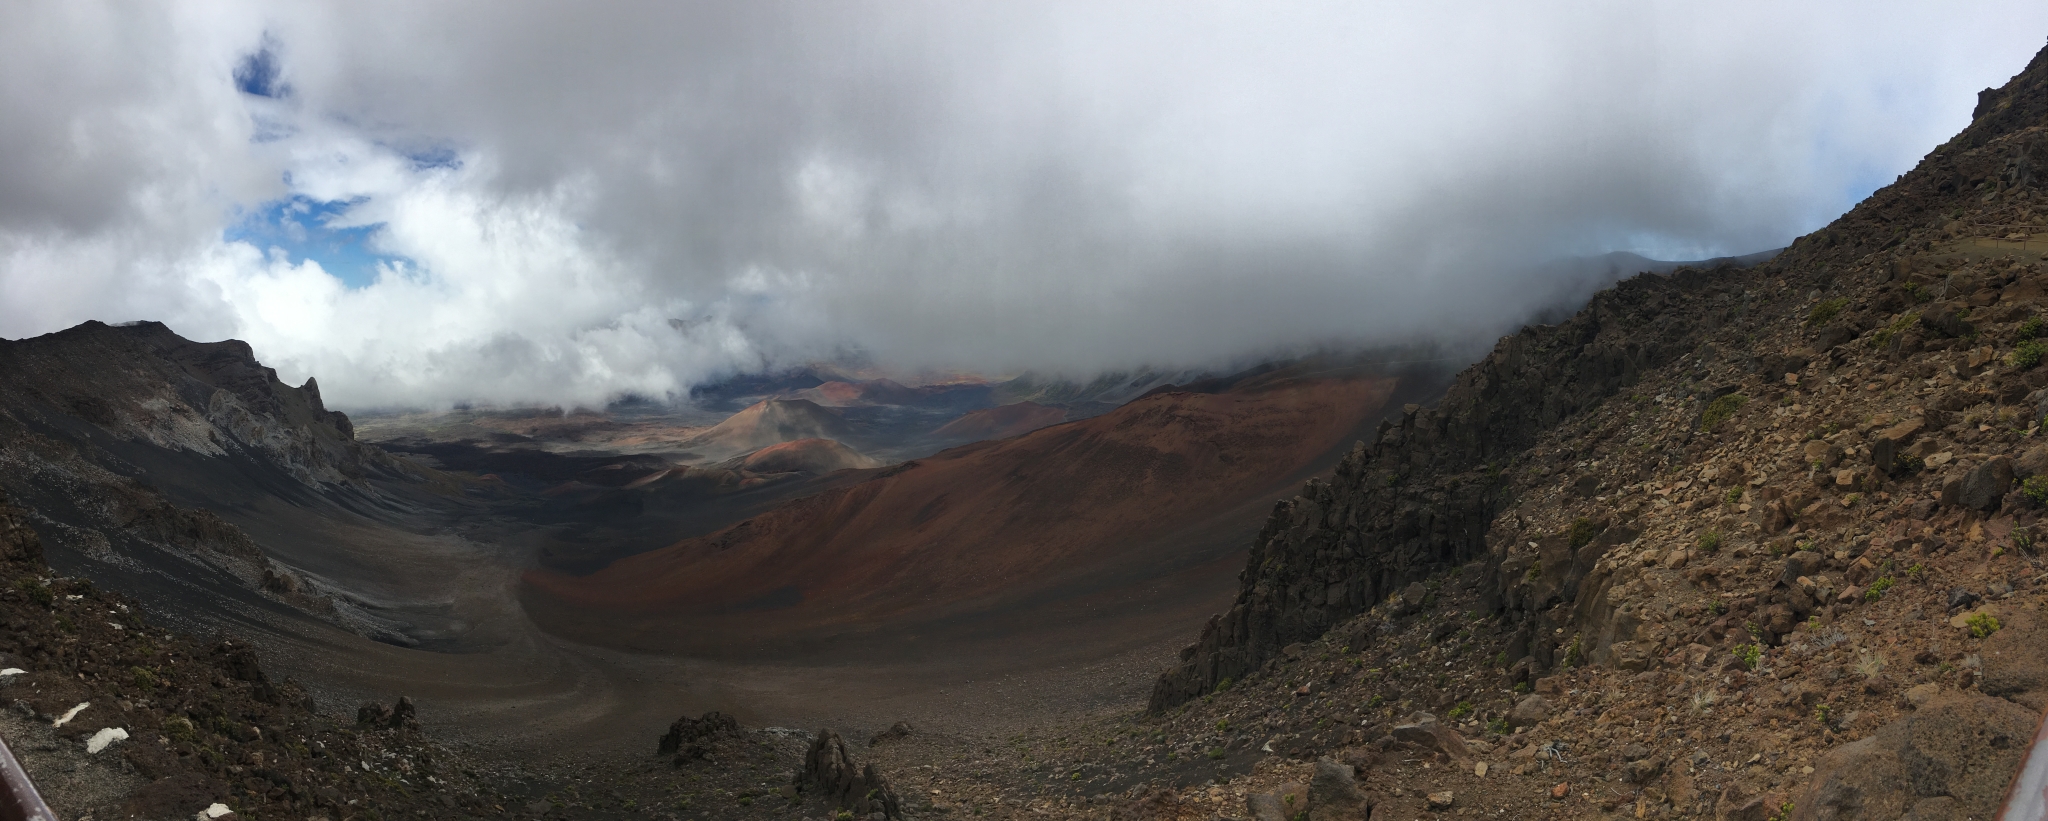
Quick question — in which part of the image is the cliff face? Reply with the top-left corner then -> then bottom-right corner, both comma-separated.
0,320 -> 382,487
1150,39 -> 2048,713
0,320 -> 424,630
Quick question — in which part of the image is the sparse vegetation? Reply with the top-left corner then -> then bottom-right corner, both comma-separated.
1698,529 -> 1723,553
1866,576 -> 1894,601
14,578 -> 50,607
2010,339 -> 2046,370
2026,476 -> 2048,507
1566,517 -> 1599,549
1447,701 -> 1474,721
1807,297 -> 1848,326
1734,643 -> 1763,670
1701,393 -> 1748,430
1968,612 -> 2002,639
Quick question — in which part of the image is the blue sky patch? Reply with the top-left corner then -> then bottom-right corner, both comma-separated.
226,196 -> 411,289
233,44 -> 288,99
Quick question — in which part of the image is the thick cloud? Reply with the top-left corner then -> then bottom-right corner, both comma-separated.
1,2 -> 2044,408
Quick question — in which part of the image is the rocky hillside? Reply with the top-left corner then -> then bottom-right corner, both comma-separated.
1109,37 -> 2048,821
0,320 -> 436,638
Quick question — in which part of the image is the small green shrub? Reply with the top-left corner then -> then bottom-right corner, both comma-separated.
1968,612 -> 2002,638
1723,487 -> 1743,506
1214,676 -> 1232,693
1701,393 -> 1749,430
130,666 -> 157,692
14,578 -> 51,607
1814,704 -> 1832,724
1566,517 -> 1599,549
2010,339 -> 2046,370
1698,530 -> 1723,553
1447,701 -> 1474,721
1735,643 -> 1763,670
2026,476 -> 2048,507
2022,316 -> 2045,340
1807,297 -> 1848,326
1525,560 -> 1541,583
1866,576 -> 1895,601
1873,311 -> 1923,346
162,717 -> 198,744
1562,636 -> 1584,668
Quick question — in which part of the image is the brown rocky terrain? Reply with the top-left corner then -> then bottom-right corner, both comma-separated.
870,36 -> 2048,821
522,365 -> 1412,657
930,401 -> 1069,443
727,438 -> 885,475
678,399 -> 858,461
6,34 -> 2048,821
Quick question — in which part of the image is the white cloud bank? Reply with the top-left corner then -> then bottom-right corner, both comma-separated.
1,2 -> 2045,409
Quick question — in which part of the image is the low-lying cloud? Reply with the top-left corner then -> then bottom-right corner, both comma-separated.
2,2 -> 2044,409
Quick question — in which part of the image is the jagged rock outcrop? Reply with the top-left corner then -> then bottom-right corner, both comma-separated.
1149,268 -> 1716,709
657,711 -> 741,763
797,729 -> 903,820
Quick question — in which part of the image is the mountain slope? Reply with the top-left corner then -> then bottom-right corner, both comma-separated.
679,398 -> 855,460
1120,38 -> 2048,821
521,365 -> 1423,656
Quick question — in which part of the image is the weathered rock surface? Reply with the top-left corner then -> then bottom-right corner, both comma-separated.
1792,691 -> 2036,820
797,729 -> 903,820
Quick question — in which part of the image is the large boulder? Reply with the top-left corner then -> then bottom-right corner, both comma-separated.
1389,714 -> 1471,761
1791,691 -> 2035,820
1958,457 -> 2015,511
1307,757 -> 1371,821
658,711 -> 740,759
1980,610 -> 2048,710
1509,695 -> 1552,728
797,729 -> 902,820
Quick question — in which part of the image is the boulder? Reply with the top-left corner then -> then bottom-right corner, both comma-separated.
1247,783 -> 1308,821
797,730 -> 903,820
868,721 -> 913,747
2017,445 -> 2048,478
1791,691 -> 2035,820
1509,695 -> 1551,728
1979,610 -> 2048,710
1307,757 -> 1371,821
659,711 -> 740,759
1921,305 -> 1975,338
1390,714 -> 1471,760
1959,457 -> 2015,511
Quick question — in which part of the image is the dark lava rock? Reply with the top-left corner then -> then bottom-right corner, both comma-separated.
796,729 -> 902,820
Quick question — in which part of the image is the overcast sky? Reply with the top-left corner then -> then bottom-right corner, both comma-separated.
1,3 -> 2043,409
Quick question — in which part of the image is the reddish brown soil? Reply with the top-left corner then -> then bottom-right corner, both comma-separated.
931,400 -> 1068,441
738,437 -> 882,474
789,378 -> 923,407
679,398 -> 852,459
523,375 -> 1399,655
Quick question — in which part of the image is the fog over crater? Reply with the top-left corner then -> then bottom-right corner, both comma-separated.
2,2 -> 2044,409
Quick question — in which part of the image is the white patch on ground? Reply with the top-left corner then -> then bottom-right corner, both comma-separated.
84,727 -> 127,754
50,702 -> 87,727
